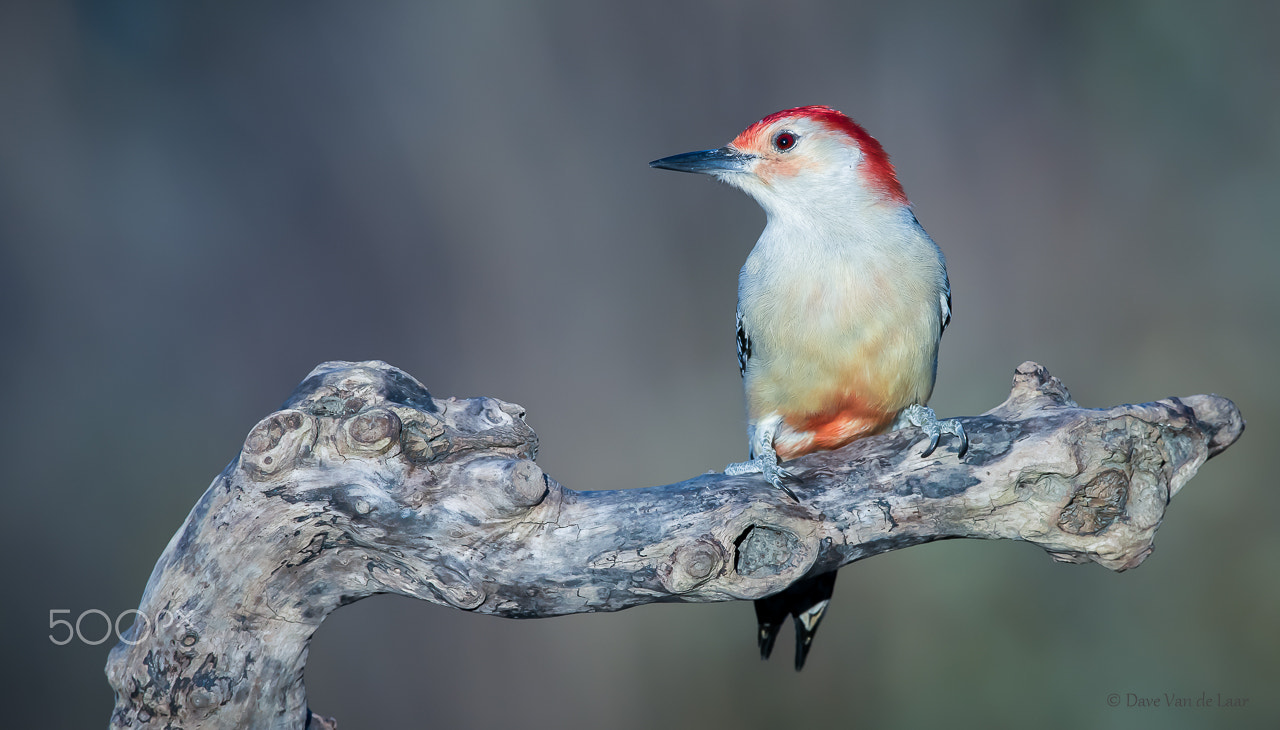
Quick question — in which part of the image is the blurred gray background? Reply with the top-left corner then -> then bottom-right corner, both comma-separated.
2,1 -> 1276,728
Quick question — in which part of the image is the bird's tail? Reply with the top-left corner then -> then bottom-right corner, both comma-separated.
753,570 -> 838,671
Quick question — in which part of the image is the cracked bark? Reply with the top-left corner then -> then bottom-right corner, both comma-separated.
104,360 -> 1244,729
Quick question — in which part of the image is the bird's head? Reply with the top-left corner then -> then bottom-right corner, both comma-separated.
650,105 -> 907,217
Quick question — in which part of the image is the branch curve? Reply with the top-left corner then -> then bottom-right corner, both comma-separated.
105,360 -> 1243,729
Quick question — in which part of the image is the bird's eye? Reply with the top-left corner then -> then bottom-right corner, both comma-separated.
774,132 -> 797,151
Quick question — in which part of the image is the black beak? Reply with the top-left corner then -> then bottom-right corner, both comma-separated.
649,147 -> 754,174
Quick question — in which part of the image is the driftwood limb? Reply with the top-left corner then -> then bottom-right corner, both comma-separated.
105,360 -> 1243,729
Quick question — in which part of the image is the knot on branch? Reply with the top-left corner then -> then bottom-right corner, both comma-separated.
986,360 -> 1078,418
734,525 -> 804,577
401,415 -> 451,463
662,539 -> 728,593
341,407 -> 402,454
1010,395 -> 1227,571
242,409 -> 316,477
1057,469 -> 1128,535
243,359 -> 538,483
224,361 -> 551,615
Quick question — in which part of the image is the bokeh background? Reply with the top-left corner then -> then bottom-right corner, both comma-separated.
2,1 -> 1276,728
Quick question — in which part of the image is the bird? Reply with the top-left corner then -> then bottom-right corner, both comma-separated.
650,105 -> 966,670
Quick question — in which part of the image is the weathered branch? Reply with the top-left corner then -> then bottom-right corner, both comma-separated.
105,360 -> 1243,729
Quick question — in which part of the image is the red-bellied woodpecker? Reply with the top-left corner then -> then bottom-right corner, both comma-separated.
651,105 -> 966,670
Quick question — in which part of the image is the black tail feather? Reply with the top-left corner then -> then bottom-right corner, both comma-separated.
754,594 -> 789,660
752,570 -> 838,671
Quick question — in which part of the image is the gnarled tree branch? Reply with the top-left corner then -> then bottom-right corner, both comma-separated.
105,360 -> 1243,729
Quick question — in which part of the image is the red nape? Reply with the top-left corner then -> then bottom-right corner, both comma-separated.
732,105 -> 908,204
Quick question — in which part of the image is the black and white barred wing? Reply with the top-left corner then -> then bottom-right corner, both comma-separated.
736,309 -> 752,378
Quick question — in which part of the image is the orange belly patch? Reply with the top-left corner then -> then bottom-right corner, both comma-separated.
774,395 -> 898,460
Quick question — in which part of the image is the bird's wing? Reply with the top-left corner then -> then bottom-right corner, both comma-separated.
736,308 -> 752,378
939,276 -> 952,338
907,209 -> 952,339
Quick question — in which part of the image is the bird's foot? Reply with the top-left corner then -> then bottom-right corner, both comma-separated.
896,404 -> 968,458
728,415 -> 800,499
725,458 -> 798,500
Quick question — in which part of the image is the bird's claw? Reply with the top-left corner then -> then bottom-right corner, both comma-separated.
897,404 -> 968,458
725,458 -> 798,500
